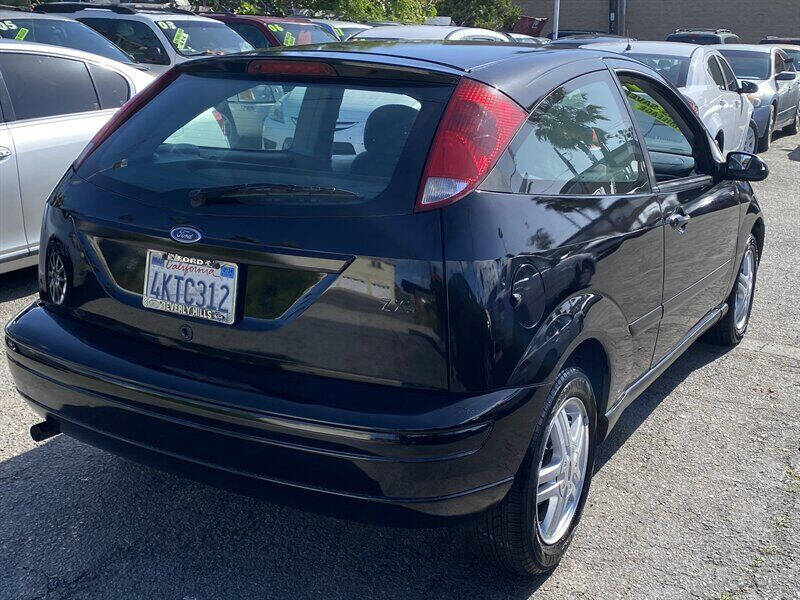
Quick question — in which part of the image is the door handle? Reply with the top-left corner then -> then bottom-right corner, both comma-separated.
667,213 -> 691,233
0,146 -> 11,161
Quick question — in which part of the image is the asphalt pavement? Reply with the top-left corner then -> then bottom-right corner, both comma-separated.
0,137 -> 798,599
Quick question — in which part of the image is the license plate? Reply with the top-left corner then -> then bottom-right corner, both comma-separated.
142,250 -> 238,325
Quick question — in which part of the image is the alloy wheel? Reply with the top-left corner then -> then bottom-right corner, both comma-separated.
734,246 -> 755,333
536,397 -> 589,545
47,251 -> 68,305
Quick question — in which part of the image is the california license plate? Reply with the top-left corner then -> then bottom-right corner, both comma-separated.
142,250 -> 238,325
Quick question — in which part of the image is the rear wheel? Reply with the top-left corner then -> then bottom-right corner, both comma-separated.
783,102 -> 800,135
757,106 -> 775,152
469,366 -> 597,576
706,235 -> 758,346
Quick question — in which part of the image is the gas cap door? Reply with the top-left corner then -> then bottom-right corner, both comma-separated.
510,263 -> 545,329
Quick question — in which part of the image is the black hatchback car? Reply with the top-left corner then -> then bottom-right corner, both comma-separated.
5,42 -> 767,575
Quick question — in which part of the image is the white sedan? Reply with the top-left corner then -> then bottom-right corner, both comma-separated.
0,41 -> 153,274
589,41 -> 756,154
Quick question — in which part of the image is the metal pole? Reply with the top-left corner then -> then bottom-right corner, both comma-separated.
552,0 -> 560,40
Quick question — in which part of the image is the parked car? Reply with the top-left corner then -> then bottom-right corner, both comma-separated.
5,42 -> 767,576
589,41 -> 756,153
0,40 -> 152,274
666,27 -> 741,44
760,36 -> 800,46
758,40 -> 800,71
307,18 -> 370,40
0,9 -> 137,65
545,28 -> 604,39
36,2 -> 251,74
352,24 -> 511,42
714,44 -> 800,151
507,33 -> 548,45
203,14 -> 337,48
546,34 -> 633,48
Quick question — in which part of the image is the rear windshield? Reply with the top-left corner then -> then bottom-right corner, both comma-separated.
0,18 -> 133,63
77,72 -> 452,216
628,53 -> 690,87
155,20 -> 252,56
717,50 -> 771,80
267,23 -> 337,46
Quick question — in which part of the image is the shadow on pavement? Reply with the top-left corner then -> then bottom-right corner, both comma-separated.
0,266 -> 38,303
785,145 -> 800,162
595,342 -> 729,472
0,340 -> 731,599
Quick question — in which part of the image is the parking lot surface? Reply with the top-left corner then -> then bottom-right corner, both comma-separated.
1,139 -> 798,600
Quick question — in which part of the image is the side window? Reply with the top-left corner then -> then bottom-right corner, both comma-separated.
78,18 -> 169,65
228,22 -> 269,48
620,77 -> 702,182
774,52 -> 785,75
0,53 -> 100,120
707,57 -> 726,90
717,56 -> 739,92
483,71 -> 649,196
88,63 -> 130,109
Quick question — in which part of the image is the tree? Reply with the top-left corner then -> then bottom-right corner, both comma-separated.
197,0 -> 435,22
435,0 -> 521,30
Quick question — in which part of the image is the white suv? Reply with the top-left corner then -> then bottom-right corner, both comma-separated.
36,3 -> 251,74
0,40 -> 153,274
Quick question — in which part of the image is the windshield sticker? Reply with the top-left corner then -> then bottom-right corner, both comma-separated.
283,31 -> 295,46
0,20 -> 18,31
298,29 -> 312,45
173,28 -> 189,50
624,88 -> 681,132
14,27 -> 28,40
157,20 -> 177,30
334,27 -> 343,37
267,24 -> 284,32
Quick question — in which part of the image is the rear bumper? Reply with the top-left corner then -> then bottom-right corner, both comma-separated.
5,303 -> 546,522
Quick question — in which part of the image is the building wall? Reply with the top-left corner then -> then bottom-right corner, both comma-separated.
516,0 -> 800,43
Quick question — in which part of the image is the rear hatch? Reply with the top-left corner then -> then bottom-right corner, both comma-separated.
66,57 -> 456,389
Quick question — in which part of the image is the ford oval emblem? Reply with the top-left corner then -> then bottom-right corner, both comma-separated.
170,226 -> 202,244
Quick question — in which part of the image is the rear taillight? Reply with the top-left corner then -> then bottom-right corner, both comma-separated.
415,78 -> 526,212
73,67 -> 181,170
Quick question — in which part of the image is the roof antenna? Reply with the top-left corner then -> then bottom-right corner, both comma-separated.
625,40 -> 632,51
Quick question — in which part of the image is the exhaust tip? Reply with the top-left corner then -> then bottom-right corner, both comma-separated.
30,419 -> 60,442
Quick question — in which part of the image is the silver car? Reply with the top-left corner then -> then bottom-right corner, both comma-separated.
714,44 -> 800,151
352,25 -> 512,42
0,41 -> 152,274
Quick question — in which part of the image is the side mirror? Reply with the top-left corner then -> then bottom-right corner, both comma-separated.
721,152 -> 769,182
739,80 -> 758,94
775,70 -> 796,81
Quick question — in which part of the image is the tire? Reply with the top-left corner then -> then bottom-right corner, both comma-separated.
705,235 -> 759,346
756,106 -> 775,153
783,102 -> 799,135
469,366 -> 597,576
743,121 -> 758,154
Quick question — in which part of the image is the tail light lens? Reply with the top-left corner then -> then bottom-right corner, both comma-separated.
73,67 -> 181,170
415,78 -> 526,212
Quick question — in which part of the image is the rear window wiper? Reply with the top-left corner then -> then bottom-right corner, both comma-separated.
188,183 -> 358,207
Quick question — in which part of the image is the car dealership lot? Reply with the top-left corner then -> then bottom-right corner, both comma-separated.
0,141 -> 798,599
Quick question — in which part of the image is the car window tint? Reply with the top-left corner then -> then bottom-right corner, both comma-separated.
88,63 -> 130,109
717,56 -> 739,91
227,22 -> 269,48
0,53 -> 100,120
774,52 -> 785,74
483,71 -> 649,196
707,57 -> 726,89
620,78 -> 699,182
78,17 -> 169,65
627,54 -> 690,87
